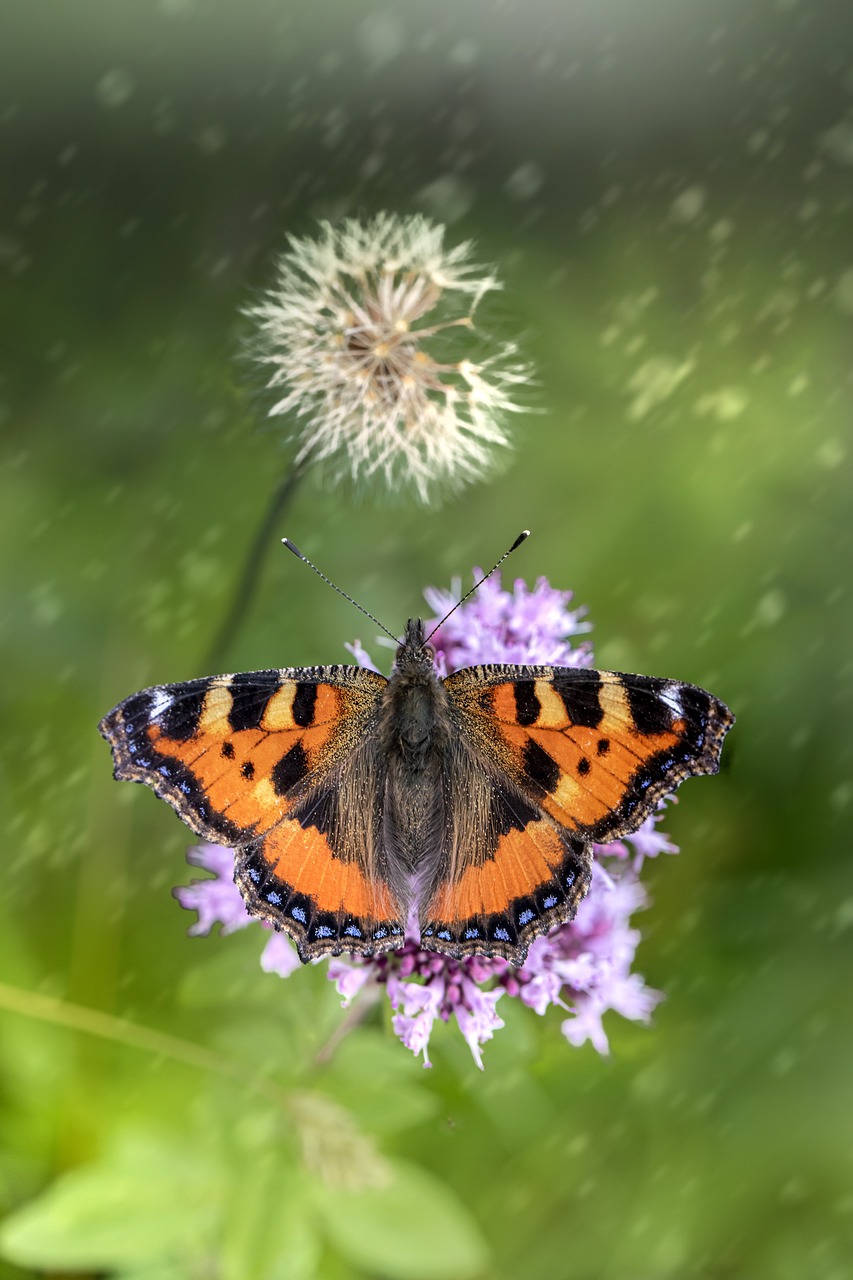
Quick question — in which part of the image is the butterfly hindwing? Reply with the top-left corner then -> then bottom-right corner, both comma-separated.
99,665 -> 406,959
418,739 -> 593,963
235,736 -> 406,959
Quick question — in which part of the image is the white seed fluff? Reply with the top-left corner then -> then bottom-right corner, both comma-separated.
246,213 -> 530,503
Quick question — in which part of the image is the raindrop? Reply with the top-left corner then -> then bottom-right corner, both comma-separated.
753,590 -> 787,628
0,233 -> 23,266
831,782 -> 852,812
820,118 -> 853,167
626,356 -> 694,421
693,387 -> 748,421
197,126 -> 226,155
95,68 -> 135,109
505,162 -> 544,201
358,12 -> 404,69
670,186 -> 706,224
816,439 -> 846,470
709,218 -> 734,245
833,268 -> 853,316
449,41 -> 479,67
415,174 -> 474,224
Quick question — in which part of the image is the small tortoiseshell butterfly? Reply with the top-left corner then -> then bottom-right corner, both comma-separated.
99,536 -> 734,965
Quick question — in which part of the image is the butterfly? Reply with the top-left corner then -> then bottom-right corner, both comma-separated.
99,561 -> 734,967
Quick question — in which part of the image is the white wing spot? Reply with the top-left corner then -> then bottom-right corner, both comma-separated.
660,683 -> 684,719
148,688 -> 173,721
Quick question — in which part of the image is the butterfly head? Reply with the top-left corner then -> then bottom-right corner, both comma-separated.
394,618 -> 436,675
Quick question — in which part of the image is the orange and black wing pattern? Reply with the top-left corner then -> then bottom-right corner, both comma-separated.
98,666 -> 405,960
419,754 -> 594,965
420,664 -> 734,964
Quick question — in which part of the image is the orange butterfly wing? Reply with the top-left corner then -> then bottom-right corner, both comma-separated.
101,657 -> 734,967
99,666 -> 406,959
417,665 -> 734,963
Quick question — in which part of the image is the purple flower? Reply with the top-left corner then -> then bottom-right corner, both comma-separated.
621,809 -> 680,870
332,946 -> 507,1069
511,862 -> 662,1055
175,842 -> 302,976
175,571 -> 675,1068
173,843 -> 253,937
260,931 -> 302,979
425,572 -> 592,670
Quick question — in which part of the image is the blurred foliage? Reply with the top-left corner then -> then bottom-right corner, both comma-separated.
1,1 -> 852,1277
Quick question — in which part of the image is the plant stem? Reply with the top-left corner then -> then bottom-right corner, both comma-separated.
204,466 -> 304,671
314,984 -> 381,1065
0,981 -> 290,1108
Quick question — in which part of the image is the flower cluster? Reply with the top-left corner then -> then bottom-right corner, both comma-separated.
175,572 -> 677,1068
245,213 -> 529,504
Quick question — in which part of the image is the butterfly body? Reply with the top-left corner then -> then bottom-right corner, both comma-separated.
100,618 -> 734,966
378,619 -> 453,885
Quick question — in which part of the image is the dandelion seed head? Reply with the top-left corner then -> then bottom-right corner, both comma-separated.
246,213 -> 530,503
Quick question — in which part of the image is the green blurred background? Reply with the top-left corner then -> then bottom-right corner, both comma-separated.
1,1 -> 852,1276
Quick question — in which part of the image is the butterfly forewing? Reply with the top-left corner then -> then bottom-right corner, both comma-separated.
445,664 -> 734,847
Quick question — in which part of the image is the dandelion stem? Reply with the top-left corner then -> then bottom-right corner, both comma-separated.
204,465 -> 304,670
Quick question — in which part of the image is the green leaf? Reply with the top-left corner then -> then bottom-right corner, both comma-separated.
0,1130 -> 218,1271
218,1161 -> 320,1280
320,1032 -> 441,1134
314,1160 -> 489,1280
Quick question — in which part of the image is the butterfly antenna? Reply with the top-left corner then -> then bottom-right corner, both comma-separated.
282,539 -> 399,642
424,529 -> 530,645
